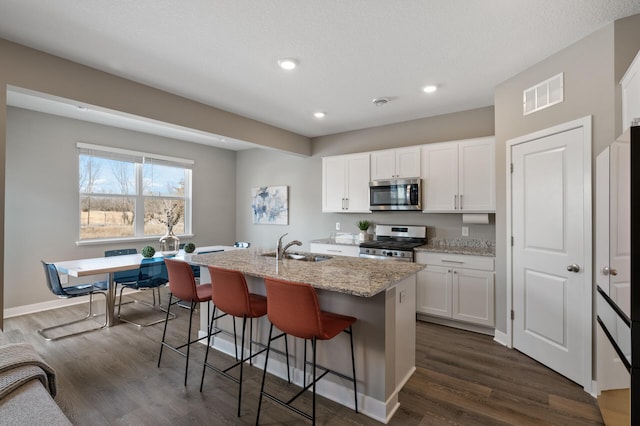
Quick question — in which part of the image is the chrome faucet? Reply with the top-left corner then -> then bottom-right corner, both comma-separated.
277,233 -> 302,260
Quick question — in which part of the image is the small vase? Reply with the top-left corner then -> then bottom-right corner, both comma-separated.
358,230 -> 369,242
159,226 -> 180,256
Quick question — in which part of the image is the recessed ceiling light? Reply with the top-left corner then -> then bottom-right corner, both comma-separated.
314,112 -> 326,119
277,58 -> 298,70
423,85 -> 438,93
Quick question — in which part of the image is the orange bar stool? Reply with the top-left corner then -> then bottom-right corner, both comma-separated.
257,277 -> 358,425
200,266 -> 290,417
159,258 -> 217,386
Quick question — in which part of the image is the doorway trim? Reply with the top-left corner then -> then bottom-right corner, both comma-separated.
505,116 -> 593,392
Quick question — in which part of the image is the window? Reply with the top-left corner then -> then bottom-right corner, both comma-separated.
78,143 -> 193,242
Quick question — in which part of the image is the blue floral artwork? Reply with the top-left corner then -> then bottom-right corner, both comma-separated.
251,186 -> 288,225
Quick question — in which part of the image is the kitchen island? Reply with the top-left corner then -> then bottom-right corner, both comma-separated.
189,247 -> 424,424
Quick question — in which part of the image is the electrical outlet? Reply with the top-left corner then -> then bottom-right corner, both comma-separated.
399,290 -> 406,303
461,226 -> 469,237
335,222 -> 341,231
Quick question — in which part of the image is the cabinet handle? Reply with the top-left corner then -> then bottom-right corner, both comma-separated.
442,259 -> 464,264
460,194 -> 463,209
345,198 -> 349,210
454,195 -> 458,209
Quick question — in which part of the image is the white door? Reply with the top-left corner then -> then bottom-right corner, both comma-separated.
608,140 -> 631,316
595,139 -> 631,392
511,122 -> 591,387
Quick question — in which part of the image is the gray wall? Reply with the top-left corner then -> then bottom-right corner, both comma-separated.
4,107 -> 236,309
236,106 -> 497,252
494,15 -> 640,333
0,38 -> 310,325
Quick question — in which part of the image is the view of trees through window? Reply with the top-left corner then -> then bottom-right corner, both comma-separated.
79,147 -> 190,240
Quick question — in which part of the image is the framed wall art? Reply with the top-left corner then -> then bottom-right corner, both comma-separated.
251,185 -> 288,225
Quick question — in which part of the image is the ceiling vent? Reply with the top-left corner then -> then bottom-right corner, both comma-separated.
523,72 -> 563,116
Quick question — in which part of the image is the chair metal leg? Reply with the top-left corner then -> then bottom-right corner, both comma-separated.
256,324 -> 274,425
348,325 -> 358,413
184,301 -> 196,386
117,285 -> 176,328
37,291 -> 107,341
285,334 -> 291,383
157,293 -> 174,368
312,336 -> 317,426
238,316 -> 247,417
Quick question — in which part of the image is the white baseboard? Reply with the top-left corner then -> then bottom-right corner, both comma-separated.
4,289 -> 139,319
493,329 -> 509,347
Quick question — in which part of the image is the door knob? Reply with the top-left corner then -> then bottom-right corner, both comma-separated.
602,266 -> 618,276
567,264 -> 581,273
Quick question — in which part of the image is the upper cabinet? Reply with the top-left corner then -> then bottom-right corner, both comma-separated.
370,147 -> 421,180
621,49 -> 640,133
422,137 -> 495,212
322,153 -> 371,213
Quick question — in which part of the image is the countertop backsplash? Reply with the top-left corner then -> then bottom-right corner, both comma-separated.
416,238 -> 496,257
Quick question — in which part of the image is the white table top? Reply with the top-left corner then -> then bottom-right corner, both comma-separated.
55,245 -> 236,277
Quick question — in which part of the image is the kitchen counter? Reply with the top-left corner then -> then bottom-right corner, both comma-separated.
415,244 -> 495,257
190,247 -> 424,297
190,246 -> 421,423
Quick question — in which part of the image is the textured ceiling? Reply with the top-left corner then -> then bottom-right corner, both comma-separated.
2,0 -> 640,144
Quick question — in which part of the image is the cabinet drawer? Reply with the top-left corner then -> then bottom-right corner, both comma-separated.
310,243 -> 360,258
415,252 -> 494,271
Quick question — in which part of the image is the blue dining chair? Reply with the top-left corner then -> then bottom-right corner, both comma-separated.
116,258 -> 176,327
104,248 -> 138,285
38,260 -> 108,341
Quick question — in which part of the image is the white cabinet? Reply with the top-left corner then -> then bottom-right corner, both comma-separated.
322,153 -> 370,212
370,147 -> 421,180
416,252 -> 495,327
310,242 -> 360,258
621,49 -> 640,133
421,137 -> 495,212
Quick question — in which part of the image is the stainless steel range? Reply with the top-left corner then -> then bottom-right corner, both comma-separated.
359,224 -> 427,262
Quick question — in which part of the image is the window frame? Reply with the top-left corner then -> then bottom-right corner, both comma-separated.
77,142 -> 193,245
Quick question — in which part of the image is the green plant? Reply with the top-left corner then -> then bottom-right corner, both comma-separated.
184,242 -> 196,253
357,220 -> 372,231
141,245 -> 156,258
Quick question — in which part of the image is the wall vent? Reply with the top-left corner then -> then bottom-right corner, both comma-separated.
523,72 -> 563,116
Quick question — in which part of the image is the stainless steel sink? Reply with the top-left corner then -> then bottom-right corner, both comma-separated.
260,252 -> 332,262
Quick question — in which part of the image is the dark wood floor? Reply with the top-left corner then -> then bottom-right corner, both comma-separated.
3,289 -> 604,425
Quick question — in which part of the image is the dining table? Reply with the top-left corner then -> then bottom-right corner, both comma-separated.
54,245 -> 235,326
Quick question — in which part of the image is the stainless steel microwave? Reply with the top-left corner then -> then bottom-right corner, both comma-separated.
369,178 -> 422,211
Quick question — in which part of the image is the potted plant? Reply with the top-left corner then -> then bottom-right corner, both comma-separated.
141,245 -> 156,258
357,220 -> 372,242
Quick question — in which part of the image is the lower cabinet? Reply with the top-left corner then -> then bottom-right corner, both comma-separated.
309,242 -> 360,258
416,252 -> 495,327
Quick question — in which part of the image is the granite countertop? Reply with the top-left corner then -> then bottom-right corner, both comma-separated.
190,247 -> 424,298
414,244 -> 495,257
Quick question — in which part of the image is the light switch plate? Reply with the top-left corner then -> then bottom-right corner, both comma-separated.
336,222 -> 341,231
